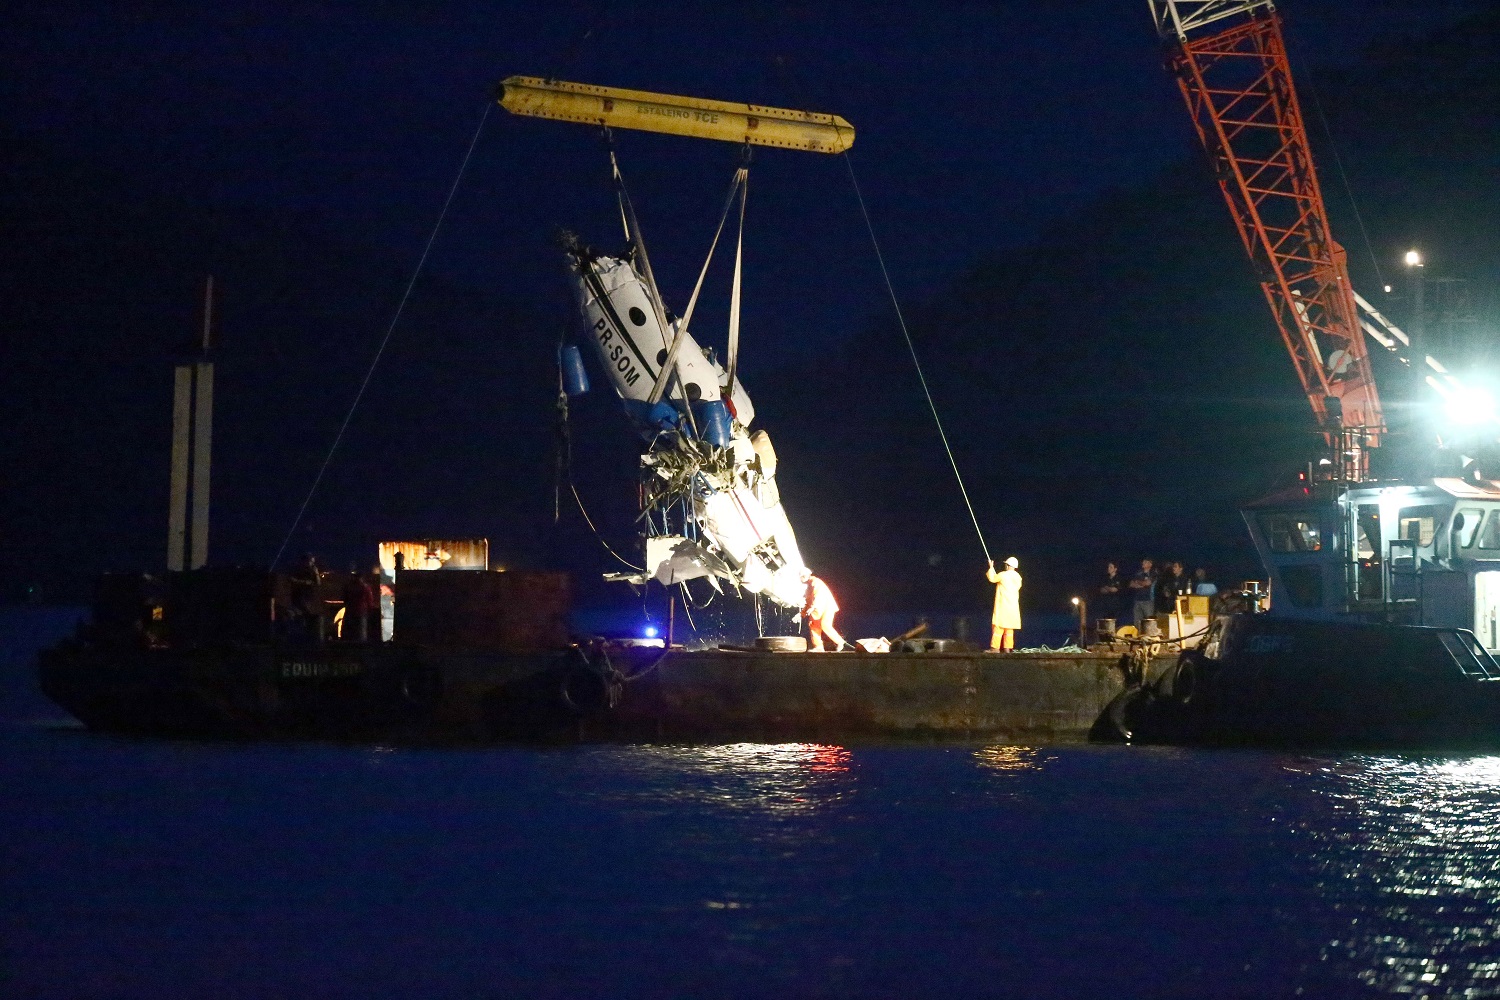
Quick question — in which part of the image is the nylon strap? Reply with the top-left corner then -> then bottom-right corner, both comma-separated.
647,166 -> 747,405
726,170 -> 747,403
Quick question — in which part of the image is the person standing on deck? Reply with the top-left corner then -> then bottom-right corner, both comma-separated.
1099,561 -> 1128,623
1156,560 -> 1183,614
800,568 -> 848,652
986,556 -> 1023,652
368,565 -> 388,642
1130,558 -> 1157,629
340,566 -> 375,642
290,553 -> 326,642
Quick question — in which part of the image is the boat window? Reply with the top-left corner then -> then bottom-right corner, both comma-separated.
1355,504 -> 1382,601
1397,505 -> 1443,548
1278,565 -> 1323,609
1259,513 -> 1321,552
1356,505 -> 1380,560
1479,511 -> 1500,551
1455,508 -> 1485,548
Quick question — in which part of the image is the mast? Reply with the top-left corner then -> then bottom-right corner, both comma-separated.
167,277 -> 214,571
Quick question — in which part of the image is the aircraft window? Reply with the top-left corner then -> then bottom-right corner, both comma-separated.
1456,508 -> 1485,548
1397,505 -> 1443,548
628,306 -> 648,326
1259,513 -> 1321,552
1479,511 -> 1500,551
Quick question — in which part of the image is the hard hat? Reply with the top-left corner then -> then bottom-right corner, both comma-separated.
1004,556 -> 1019,568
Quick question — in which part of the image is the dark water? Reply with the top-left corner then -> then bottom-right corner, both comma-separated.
6,611 -> 1500,998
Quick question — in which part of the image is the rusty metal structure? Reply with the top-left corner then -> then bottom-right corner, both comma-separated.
1150,1 -> 1383,471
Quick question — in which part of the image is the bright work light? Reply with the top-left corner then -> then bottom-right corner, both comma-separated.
1444,383 -> 1499,427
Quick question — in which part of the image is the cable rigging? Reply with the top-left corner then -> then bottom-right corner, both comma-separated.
840,151 -> 994,564
271,102 -> 493,569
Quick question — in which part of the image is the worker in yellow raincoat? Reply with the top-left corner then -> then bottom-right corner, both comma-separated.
800,568 -> 848,651
986,556 -> 1022,652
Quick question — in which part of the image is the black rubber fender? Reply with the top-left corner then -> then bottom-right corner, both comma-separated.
1090,688 -> 1139,743
1173,652 -> 1200,706
558,647 -> 622,715
398,659 -> 443,711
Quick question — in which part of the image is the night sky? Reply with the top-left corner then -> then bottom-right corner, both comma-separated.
3,2 -> 1497,632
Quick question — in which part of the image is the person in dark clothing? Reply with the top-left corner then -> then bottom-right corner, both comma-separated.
1170,560 -> 1194,597
341,566 -> 375,642
1129,558 -> 1157,629
290,553 -> 326,642
1156,560 -> 1183,613
1098,562 -> 1128,624
367,565 -> 387,642
1190,567 -> 1217,596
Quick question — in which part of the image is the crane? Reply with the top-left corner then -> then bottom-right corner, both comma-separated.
1148,0 -> 1383,476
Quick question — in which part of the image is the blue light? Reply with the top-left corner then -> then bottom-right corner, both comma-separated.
643,626 -> 659,638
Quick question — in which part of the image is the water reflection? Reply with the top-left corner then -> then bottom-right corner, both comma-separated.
1290,754 -> 1500,996
592,743 -> 855,819
973,745 -> 1053,773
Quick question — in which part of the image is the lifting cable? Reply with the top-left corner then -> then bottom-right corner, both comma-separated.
841,151 -> 993,564
656,162 -> 749,400
1284,28 -> 1385,289
570,480 -> 645,572
554,358 -> 645,572
271,102 -> 493,569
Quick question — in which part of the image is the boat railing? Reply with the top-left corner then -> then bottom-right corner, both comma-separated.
1435,629 -> 1500,681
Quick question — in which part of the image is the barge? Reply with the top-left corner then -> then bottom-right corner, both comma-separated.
38,566 -> 1151,744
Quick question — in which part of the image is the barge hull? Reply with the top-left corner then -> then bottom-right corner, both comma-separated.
39,641 -> 1143,744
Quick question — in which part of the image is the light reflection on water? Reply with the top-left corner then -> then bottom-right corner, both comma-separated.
973,744 -> 1054,773
582,742 -> 857,819
1286,754 -> 1500,996
13,717 -> 1500,996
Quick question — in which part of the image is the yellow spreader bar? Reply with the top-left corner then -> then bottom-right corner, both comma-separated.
497,76 -> 854,154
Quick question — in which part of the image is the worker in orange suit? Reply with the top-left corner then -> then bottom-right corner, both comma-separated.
799,568 -> 848,652
986,556 -> 1023,651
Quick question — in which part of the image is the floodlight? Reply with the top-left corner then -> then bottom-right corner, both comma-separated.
1444,383 -> 1499,427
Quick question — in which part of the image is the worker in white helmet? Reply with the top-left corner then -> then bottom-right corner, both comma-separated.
985,556 -> 1023,652
799,568 -> 848,651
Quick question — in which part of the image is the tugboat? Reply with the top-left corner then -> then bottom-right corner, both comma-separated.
1094,471 -> 1500,747
1094,1 -> 1500,747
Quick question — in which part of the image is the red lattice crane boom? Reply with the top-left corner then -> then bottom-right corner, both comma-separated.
1150,1 -> 1384,454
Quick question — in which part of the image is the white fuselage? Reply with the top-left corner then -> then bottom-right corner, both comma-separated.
566,250 -> 804,607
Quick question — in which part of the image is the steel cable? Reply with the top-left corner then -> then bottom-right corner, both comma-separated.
841,151 -> 993,564
271,102 -> 493,569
